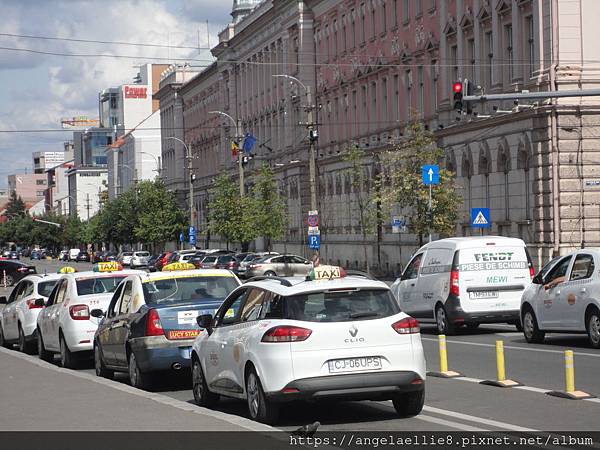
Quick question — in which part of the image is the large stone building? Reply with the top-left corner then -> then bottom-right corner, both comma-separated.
158,0 -> 600,271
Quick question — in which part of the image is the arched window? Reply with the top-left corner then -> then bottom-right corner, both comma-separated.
497,139 -> 511,221
461,147 -> 473,215
517,135 -> 533,221
478,142 -> 492,209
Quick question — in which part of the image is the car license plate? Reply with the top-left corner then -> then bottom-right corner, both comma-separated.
469,291 -> 499,299
328,356 -> 382,373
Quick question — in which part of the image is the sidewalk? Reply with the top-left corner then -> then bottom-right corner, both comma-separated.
0,347 -> 272,432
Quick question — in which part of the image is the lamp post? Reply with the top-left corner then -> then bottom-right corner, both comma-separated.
140,151 -> 161,177
165,136 -> 194,235
209,111 -> 244,196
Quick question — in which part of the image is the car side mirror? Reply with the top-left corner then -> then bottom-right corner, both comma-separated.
0,296 -> 7,305
34,298 -> 45,307
90,309 -> 105,318
196,314 -> 213,335
532,273 -> 543,285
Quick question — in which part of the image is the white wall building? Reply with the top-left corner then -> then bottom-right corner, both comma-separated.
67,167 -> 107,220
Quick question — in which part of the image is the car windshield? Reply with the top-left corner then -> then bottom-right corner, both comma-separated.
281,289 -> 400,322
76,276 -> 128,296
242,254 -> 259,262
142,276 -> 239,305
38,280 -> 59,297
135,252 -> 149,257
202,256 -> 217,263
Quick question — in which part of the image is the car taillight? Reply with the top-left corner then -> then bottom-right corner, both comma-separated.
261,326 -> 312,342
392,317 -> 420,334
17,267 -> 29,273
450,270 -> 459,296
26,299 -> 43,309
146,309 -> 164,336
250,264 -> 262,269
69,304 -> 90,320
227,261 -> 236,268
529,266 -> 535,280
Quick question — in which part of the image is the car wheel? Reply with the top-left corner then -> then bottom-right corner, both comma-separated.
0,323 -> 11,349
192,358 -> 219,407
522,308 -> 545,344
392,389 -> 425,417
435,305 -> 456,335
4,274 -> 14,286
94,343 -> 113,379
129,352 -> 152,390
18,324 -> 34,354
245,368 -> 279,424
59,333 -> 77,369
264,271 -> 276,277
37,329 -> 53,362
587,309 -> 600,349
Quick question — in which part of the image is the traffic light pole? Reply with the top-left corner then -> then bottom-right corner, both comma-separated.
463,88 -> 600,103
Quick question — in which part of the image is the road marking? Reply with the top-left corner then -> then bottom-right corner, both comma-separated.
422,337 -> 600,358
422,405 -> 538,432
0,347 -> 274,432
416,414 -> 489,431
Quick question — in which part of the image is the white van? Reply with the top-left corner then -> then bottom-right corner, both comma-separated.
391,237 -> 534,334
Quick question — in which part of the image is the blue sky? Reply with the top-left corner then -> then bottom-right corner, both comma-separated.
0,0 -> 231,187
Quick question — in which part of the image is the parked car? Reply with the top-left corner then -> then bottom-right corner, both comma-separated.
93,268 -> 241,388
154,252 -> 172,272
118,252 -> 134,267
237,252 -> 280,278
9,251 -> 20,260
76,252 -> 91,262
92,251 -> 105,263
68,249 -> 81,261
30,251 -> 41,260
0,274 -> 62,352
131,251 -> 151,268
58,250 -> 68,261
104,252 -> 117,262
390,236 -> 533,334
0,260 -> 37,286
146,255 -> 159,272
244,254 -> 313,278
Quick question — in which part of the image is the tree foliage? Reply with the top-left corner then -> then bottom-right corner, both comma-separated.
252,165 -> 287,251
5,191 -> 26,218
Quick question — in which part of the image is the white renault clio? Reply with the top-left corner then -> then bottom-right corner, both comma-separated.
191,266 -> 426,424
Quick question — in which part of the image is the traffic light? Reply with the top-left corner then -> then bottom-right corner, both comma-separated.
452,81 -> 463,112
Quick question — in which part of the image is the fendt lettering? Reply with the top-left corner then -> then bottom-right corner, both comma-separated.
473,252 -> 514,262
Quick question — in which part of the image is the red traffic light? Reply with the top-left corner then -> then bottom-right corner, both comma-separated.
452,81 -> 463,94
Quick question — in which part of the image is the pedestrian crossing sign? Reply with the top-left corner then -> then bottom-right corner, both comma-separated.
471,208 -> 491,228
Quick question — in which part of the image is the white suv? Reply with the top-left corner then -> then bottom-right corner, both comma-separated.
191,266 -> 426,424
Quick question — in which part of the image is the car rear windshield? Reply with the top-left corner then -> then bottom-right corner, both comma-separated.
76,276 -> 127,296
278,288 -> 400,322
142,276 -> 238,305
202,256 -> 217,263
38,280 -> 58,297
135,252 -> 149,257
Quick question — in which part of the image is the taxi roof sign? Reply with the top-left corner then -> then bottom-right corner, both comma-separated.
93,261 -> 123,272
58,266 -> 77,274
162,262 -> 196,272
308,265 -> 346,281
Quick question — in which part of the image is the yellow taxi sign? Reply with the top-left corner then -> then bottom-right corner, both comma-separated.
308,265 -> 346,281
58,266 -> 77,274
162,262 -> 196,272
93,261 -> 123,272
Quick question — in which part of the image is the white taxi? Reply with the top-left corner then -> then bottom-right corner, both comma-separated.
521,249 -> 600,348
0,273 -> 62,353
36,263 -> 143,368
191,266 -> 426,424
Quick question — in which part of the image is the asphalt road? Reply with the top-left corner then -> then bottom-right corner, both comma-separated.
2,258 -> 600,432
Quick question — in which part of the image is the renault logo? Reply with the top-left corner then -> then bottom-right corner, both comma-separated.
349,325 -> 358,337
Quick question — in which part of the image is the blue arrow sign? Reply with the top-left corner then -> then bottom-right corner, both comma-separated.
471,208 -> 491,228
308,234 -> 320,249
422,165 -> 439,185
179,232 -> 184,243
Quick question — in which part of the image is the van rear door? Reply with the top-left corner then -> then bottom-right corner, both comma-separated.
457,245 -> 531,314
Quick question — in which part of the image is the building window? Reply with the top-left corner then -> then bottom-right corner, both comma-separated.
341,15 -> 347,52
361,85 -> 368,135
333,20 -> 338,56
324,25 -> 329,61
381,1 -> 387,33
393,74 -> 400,123
417,66 -> 424,115
382,77 -> 388,119
370,2 -> 376,39
467,38 -> 475,81
370,81 -> 377,129
36,191 -> 45,197
429,0 -> 436,11
526,16 -> 535,78
450,45 -> 458,82
352,90 -> 358,137
36,179 -> 46,185
402,0 -> 409,24
404,70 -> 412,119
485,31 -> 493,87
392,0 -> 397,28
430,60 -> 438,112
351,9 -> 356,48
110,95 -> 117,109
505,24 -> 514,81
415,0 -> 422,17
360,3 -> 366,43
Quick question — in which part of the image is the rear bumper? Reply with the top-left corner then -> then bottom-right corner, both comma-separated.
130,336 -> 195,372
445,296 -> 520,324
265,371 -> 424,403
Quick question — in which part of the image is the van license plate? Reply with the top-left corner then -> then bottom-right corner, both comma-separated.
469,291 -> 499,299
328,356 -> 382,373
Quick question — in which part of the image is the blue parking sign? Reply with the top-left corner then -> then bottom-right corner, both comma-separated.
471,208 -> 491,228
308,235 -> 320,249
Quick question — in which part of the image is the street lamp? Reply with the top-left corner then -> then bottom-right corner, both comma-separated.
165,136 -> 195,235
140,151 -> 162,176
208,111 -> 244,197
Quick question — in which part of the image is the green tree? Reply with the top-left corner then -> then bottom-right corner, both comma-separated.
342,145 -> 380,273
379,121 -> 462,246
252,165 -> 287,251
5,191 -> 27,218
209,174 -> 258,250
62,215 -> 85,248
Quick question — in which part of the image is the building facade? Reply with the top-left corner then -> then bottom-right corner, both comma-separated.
158,0 -> 600,271
7,173 -> 48,205
33,151 -> 66,174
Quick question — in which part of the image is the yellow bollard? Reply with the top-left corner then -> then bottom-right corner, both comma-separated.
427,334 -> 462,378
547,350 -> 593,399
439,335 -> 448,373
564,350 -> 575,393
496,341 -> 506,382
480,340 -> 520,388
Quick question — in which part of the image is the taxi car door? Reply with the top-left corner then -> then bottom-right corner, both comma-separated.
3,281 -> 26,340
46,280 -> 69,350
112,281 -> 134,366
538,255 -> 573,329
396,253 -> 424,317
558,253 -> 595,330
204,289 -> 248,395
97,283 -> 125,366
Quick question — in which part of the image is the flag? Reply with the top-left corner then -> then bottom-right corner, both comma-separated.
242,133 -> 257,154
231,140 -> 239,160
